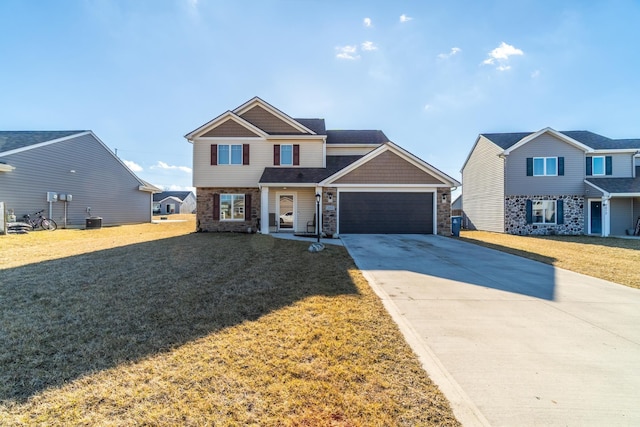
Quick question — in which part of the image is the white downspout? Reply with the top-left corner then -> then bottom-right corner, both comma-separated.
602,194 -> 611,237
260,186 -> 269,234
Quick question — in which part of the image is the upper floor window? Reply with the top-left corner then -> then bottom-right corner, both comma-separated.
210,144 -> 249,166
586,156 -> 612,176
273,144 -> 300,166
219,144 -> 242,165
280,144 -> 293,165
534,157 -> 557,176
526,157 -> 564,176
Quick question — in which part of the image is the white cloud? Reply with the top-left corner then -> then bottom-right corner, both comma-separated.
438,47 -> 461,59
531,70 -> 541,78
400,14 -> 413,23
482,42 -> 523,71
123,159 -> 143,172
151,161 -> 192,174
336,45 -> 360,60
363,17 -> 372,27
483,42 -> 523,65
361,41 -> 378,51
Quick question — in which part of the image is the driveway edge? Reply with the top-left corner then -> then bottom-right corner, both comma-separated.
344,239 -> 491,427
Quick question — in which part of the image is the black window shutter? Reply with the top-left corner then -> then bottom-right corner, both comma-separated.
605,156 -> 612,175
558,157 -> 564,176
243,144 -> 250,165
211,144 -> 218,165
526,158 -> 533,176
525,199 -> 533,224
213,193 -> 220,220
274,145 -> 280,165
293,144 -> 300,166
557,200 -> 564,224
245,194 -> 252,221
586,157 -> 592,176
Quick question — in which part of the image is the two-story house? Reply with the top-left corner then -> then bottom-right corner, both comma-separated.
461,127 -> 640,236
185,97 -> 460,236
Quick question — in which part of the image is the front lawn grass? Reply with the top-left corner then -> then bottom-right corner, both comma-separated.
0,221 -> 459,426
460,230 -> 640,289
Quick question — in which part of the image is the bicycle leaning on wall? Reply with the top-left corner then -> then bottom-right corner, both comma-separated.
23,209 -> 57,231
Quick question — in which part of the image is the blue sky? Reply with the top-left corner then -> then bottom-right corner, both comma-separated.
2,1 -> 640,193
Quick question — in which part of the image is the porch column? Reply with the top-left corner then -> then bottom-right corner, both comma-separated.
315,186 -> 323,236
261,186 -> 269,234
602,197 -> 611,237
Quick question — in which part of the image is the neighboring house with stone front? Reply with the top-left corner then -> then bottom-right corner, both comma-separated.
185,97 -> 460,236
461,127 -> 640,236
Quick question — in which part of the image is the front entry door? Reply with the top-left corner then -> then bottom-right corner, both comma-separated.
590,201 -> 602,234
278,194 -> 294,231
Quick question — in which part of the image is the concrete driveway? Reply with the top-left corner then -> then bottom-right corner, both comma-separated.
341,234 -> 640,427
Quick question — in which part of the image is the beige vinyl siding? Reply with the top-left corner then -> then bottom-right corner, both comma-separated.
268,188 -> 316,233
505,134 -> 585,196
462,136 -> 505,232
192,138 -> 325,187
269,138 -> 324,167
326,145 -> 378,156
296,189 -> 317,232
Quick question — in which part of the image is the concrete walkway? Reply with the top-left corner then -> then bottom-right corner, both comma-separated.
341,234 -> 640,427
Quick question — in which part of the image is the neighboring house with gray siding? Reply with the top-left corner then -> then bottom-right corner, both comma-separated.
153,191 -> 196,215
0,131 -> 159,228
461,127 -> 640,236
186,97 -> 460,236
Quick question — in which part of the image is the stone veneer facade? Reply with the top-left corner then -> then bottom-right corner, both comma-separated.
437,188 -> 453,236
321,187 -> 338,237
196,187 -> 260,233
505,195 -> 584,235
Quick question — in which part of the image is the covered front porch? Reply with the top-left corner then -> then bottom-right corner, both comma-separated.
259,185 -> 333,236
585,178 -> 640,237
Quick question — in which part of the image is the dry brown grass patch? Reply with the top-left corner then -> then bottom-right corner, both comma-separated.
0,221 -> 459,426
460,230 -> 640,289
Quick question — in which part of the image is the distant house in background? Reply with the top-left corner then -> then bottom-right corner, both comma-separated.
153,191 -> 196,215
0,131 -> 159,228
461,127 -> 640,236
451,195 -> 462,217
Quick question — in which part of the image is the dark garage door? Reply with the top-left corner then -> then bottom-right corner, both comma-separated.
339,192 -> 434,234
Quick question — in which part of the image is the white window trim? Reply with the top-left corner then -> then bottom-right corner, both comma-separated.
220,194 -> 245,221
532,200 -> 556,224
218,144 -> 243,165
533,157 -> 558,176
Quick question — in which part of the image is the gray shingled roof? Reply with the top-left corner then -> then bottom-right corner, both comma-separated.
326,130 -> 389,145
294,118 -> 326,135
586,177 -> 640,194
259,155 -> 362,184
482,130 -> 640,150
0,131 -> 86,153
153,191 -> 193,202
